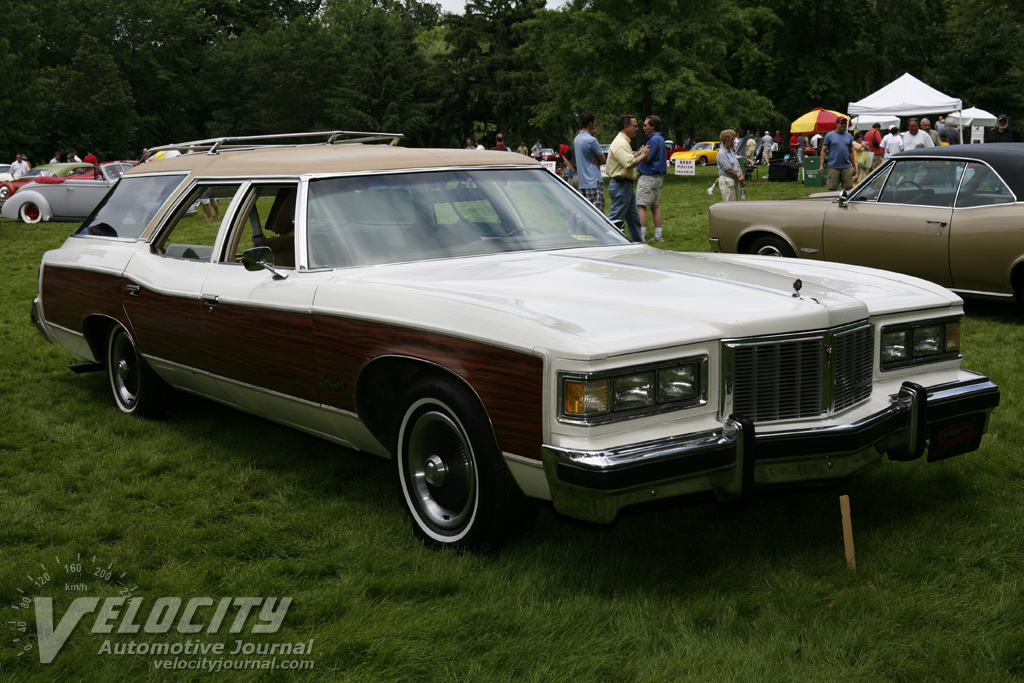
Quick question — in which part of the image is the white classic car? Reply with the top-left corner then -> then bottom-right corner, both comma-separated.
2,161 -> 134,223
32,132 -> 1000,550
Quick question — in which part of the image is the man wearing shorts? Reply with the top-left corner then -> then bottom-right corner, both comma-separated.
636,115 -> 667,242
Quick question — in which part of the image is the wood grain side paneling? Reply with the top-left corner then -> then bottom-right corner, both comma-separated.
122,279 -> 205,368
203,304 -> 319,404
313,316 -> 544,460
41,266 -> 124,332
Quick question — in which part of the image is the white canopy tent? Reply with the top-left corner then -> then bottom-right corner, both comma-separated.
850,114 -> 900,132
945,107 -> 997,127
848,73 -> 962,116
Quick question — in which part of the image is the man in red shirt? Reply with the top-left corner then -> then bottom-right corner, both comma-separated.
863,123 -> 883,170
83,152 -> 98,165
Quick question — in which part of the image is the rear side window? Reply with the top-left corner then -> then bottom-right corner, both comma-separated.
75,174 -> 187,240
956,162 -> 1015,208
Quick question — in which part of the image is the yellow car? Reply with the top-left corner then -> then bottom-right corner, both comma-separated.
670,141 -> 721,166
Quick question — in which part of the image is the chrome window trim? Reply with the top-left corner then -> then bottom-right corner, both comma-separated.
850,156 -> 1017,207
556,355 -> 709,426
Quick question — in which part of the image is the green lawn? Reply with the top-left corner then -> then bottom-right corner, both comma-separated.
2,174 -> 1022,681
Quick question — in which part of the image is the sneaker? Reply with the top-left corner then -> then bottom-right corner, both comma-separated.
650,235 -> 664,242
706,186 -> 714,195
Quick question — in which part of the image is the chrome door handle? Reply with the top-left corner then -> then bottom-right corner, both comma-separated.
202,295 -> 219,313
926,220 -> 947,227
126,284 -> 141,296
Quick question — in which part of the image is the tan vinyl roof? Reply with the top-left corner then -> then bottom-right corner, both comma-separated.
127,144 -> 540,177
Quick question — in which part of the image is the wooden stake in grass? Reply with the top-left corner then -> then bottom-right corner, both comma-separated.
840,495 -> 856,571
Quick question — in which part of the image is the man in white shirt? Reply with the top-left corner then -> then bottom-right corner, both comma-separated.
11,154 -> 31,179
882,126 -> 904,159
902,118 -> 934,151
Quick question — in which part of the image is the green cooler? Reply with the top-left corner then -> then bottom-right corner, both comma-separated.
803,155 -> 823,187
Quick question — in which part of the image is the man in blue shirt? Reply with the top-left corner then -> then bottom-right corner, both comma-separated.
572,111 -> 608,212
820,117 -> 855,191
636,115 -> 667,242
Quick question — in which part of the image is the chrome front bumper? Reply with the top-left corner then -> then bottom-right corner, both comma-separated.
31,297 -> 55,343
542,374 -> 1000,523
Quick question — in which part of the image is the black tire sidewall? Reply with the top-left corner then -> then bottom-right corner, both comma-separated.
393,376 -> 529,551
750,235 -> 795,258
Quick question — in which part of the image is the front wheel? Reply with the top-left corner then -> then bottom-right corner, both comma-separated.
748,235 -> 796,258
698,156 -> 708,166
20,202 -> 42,223
393,376 -> 536,551
0,186 -> 9,201
106,324 -> 175,417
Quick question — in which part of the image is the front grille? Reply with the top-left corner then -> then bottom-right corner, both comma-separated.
833,325 -> 874,411
724,323 -> 874,424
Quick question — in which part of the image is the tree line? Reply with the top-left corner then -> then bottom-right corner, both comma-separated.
1,0 -> 1021,163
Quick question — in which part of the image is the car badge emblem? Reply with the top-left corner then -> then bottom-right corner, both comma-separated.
792,279 -> 803,298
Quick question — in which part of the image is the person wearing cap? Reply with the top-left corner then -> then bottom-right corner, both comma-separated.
760,130 -> 773,164
820,117 -> 854,191
985,115 -> 1024,143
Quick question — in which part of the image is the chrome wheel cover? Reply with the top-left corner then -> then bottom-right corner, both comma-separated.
405,409 -> 476,530
110,331 -> 139,409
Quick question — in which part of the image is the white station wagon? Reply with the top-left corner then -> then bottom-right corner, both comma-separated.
32,131 -> 1000,550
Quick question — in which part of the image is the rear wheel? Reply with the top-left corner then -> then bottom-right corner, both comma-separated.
105,325 -> 175,417
393,376 -> 536,551
20,202 -> 41,223
748,235 -> 796,258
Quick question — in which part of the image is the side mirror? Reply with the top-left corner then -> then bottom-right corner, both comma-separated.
837,189 -> 850,207
242,246 -> 288,279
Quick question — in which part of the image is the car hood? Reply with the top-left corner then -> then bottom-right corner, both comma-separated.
323,246 -> 961,359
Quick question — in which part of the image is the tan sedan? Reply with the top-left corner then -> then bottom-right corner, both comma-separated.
709,144 -> 1024,304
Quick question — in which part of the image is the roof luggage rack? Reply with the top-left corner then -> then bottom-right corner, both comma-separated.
144,130 -> 404,160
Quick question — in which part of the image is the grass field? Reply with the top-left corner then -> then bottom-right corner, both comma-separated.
2,169 -> 1023,681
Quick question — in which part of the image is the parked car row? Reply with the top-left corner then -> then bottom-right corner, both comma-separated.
32,131 -> 999,550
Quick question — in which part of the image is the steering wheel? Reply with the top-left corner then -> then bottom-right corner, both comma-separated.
507,227 -> 543,237
898,180 -> 923,191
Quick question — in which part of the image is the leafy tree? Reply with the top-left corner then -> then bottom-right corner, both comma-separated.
36,34 -> 139,159
202,16 -> 339,134
443,0 -> 550,147
525,0 -> 776,144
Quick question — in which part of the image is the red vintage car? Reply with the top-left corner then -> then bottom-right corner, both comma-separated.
0,163 -> 95,203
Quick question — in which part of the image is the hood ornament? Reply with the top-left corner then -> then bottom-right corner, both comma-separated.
792,279 -> 803,298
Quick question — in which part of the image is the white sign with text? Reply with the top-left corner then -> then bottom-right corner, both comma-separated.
674,159 -> 696,176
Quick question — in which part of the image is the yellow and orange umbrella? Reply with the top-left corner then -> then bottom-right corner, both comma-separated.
790,108 -> 849,135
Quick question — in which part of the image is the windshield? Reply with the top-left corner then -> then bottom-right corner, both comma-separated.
75,174 -> 187,239
306,168 -> 628,268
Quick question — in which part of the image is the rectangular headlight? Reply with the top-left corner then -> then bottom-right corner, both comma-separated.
881,330 -> 909,363
658,365 -> 699,402
881,318 -> 961,370
559,357 -> 707,423
613,372 -> 655,411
